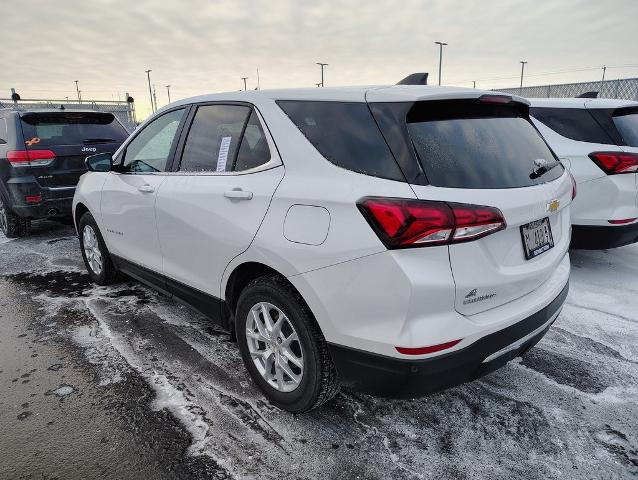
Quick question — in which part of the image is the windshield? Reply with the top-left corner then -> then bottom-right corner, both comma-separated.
613,108 -> 638,148
406,101 -> 564,189
20,112 -> 128,147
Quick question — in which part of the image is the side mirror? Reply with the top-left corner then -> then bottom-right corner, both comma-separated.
85,152 -> 113,172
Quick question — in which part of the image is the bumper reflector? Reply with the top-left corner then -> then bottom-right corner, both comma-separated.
25,195 -> 43,204
396,339 -> 462,356
608,218 -> 637,225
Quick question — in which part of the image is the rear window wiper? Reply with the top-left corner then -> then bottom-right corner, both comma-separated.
530,159 -> 562,179
83,138 -> 117,144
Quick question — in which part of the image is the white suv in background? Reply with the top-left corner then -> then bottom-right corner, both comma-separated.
529,98 -> 638,249
73,86 -> 572,412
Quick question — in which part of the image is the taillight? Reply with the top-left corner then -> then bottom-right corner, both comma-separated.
7,150 -> 56,167
357,197 -> 506,249
570,172 -> 577,200
589,152 -> 638,175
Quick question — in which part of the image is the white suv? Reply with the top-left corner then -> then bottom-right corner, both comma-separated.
73,86 -> 572,412
529,98 -> 638,249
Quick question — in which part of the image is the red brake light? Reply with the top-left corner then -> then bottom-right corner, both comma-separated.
478,94 -> 512,104
7,150 -> 56,167
570,173 -> 577,200
357,197 -> 506,249
589,152 -> 638,175
396,339 -> 462,355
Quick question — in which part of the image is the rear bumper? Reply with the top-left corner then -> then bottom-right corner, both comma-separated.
5,178 -> 75,219
12,196 -> 74,219
328,281 -> 569,398
571,223 -> 638,249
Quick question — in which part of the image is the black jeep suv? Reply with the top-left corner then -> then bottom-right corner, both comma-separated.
0,109 -> 128,237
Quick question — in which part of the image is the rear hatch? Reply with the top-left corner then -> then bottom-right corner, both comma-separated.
19,111 -> 128,189
369,95 -> 572,316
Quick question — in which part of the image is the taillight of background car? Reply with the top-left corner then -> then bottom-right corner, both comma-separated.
7,150 -> 56,167
589,151 -> 638,175
357,197 -> 506,249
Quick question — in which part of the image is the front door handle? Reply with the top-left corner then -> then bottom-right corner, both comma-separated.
138,184 -> 155,194
224,189 -> 253,200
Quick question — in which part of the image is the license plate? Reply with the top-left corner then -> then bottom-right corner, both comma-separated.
520,218 -> 554,260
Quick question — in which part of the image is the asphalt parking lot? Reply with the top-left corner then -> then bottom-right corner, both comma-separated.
1,221 -> 637,480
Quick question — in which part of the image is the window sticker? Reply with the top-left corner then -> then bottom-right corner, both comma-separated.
25,137 -> 41,147
216,136 -> 232,172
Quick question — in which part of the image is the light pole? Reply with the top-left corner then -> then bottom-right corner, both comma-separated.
434,42 -> 447,86
600,66 -> 607,98
152,85 -> 158,112
165,85 -> 171,104
473,81 -> 476,89
519,61 -> 528,95
316,63 -> 328,87
74,80 -> 81,103
241,77 -> 248,91
145,70 -> 154,113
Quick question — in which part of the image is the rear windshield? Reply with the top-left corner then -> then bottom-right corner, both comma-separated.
613,108 -> 638,147
407,101 -> 563,189
277,101 -> 405,181
20,112 -> 128,147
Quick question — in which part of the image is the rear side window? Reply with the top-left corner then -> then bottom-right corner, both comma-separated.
179,105 -> 252,172
277,101 -> 404,181
406,101 -> 563,189
612,108 -> 638,147
234,110 -> 271,171
530,107 -> 613,144
20,112 -> 128,147
0,118 -> 7,143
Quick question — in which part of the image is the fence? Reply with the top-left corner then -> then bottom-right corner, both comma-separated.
495,77 -> 638,100
0,94 -> 137,131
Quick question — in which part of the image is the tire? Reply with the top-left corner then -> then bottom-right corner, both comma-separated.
78,212 -> 118,285
0,196 -> 31,238
236,275 -> 340,413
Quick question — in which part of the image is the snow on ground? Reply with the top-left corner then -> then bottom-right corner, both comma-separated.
1,222 -> 637,479
0,230 -> 13,244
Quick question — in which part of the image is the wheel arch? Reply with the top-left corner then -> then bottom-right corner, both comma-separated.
74,202 -> 90,232
223,260 -> 326,341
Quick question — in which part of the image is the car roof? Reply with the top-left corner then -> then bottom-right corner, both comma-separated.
168,85 -> 530,109
528,97 -> 638,109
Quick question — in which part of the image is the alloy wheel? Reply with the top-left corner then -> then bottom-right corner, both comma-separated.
246,302 -> 304,393
82,225 -> 103,275
0,199 -> 7,234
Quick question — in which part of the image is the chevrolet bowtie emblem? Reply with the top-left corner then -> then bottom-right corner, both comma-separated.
548,199 -> 560,212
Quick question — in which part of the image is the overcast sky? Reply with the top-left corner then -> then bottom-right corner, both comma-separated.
2,0 -> 637,119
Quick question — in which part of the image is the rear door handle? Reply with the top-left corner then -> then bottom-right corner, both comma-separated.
224,189 -> 253,200
138,184 -> 155,194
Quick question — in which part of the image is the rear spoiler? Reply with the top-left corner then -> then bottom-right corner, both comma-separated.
20,111 -> 115,124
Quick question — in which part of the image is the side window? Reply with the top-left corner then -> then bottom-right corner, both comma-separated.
0,118 -> 7,144
122,108 -> 185,172
179,105 -> 251,172
277,100 -> 404,181
530,107 -> 613,144
234,110 -> 271,171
